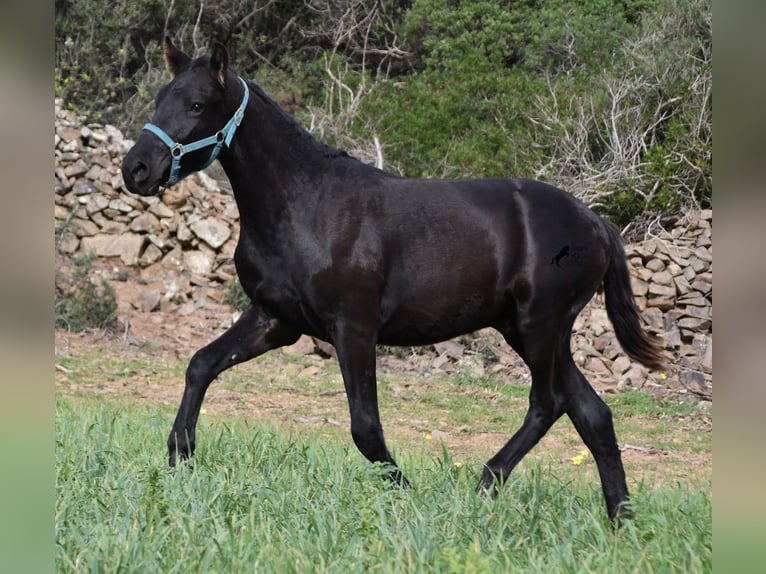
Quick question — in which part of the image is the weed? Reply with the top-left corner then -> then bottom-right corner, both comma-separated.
55,253 -> 118,332
222,277 -> 250,311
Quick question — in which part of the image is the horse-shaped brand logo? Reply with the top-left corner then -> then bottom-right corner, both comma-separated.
551,246 -> 570,266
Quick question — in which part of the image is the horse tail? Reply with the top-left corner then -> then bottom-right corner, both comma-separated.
601,220 -> 666,371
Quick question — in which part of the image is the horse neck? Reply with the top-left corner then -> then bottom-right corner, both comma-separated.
218,83 -> 337,230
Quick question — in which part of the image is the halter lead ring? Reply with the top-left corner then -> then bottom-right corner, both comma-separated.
143,76 -> 249,187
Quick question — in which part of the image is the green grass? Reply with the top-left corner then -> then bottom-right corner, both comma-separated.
56,396 -> 711,573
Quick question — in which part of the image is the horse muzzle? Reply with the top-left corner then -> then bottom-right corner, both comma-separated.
121,137 -> 170,196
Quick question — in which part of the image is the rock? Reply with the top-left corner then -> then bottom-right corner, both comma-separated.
589,309 -> 610,337
630,277 -> 648,297
138,243 -> 163,266
651,270 -> 674,286
71,218 -> 100,237
647,296 -> 675,311
691,279 -> 712,296
149,201 -> 175,219
673,274 -> 692,296
434,340 -> 464,360
641,307 -> 664,330
585,357 -> 610,376
108,198 -> 134,213
679,370 -> 707,391
611,355 -> 631,375
646,258 -> 665,272
678,316 -> 711,332
190,217 -> 231,249
283,335 -> 317,356
183,250 -> 214,276
648,282 -> 675,298
136,289 -> 161,312
622,365 -> 648,387
73,180 -> 96,195
129,212 -> 161,234
80,233 -> 145,266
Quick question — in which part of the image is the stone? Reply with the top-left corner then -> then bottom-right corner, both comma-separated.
679,370 -> 706,391
149,201 -> 175,219
434,340 -> 465,360
589,309 -> 610,337
635,267 -> 654,282
677,296 -> 708,307
108,198 -> 134,213
691,279 -> 712,296
64,160 -> 88,178
85,193 -> 110,214
646,258 -> 665,272
630,277 -> 648,297
689,256 -> 708,273
138,243 -> 163,266
702,339 -> 712,373
80,233 -> 145,266
678,316 -> 711,332
611,355 -> 631,375
73,180 -> 96,196
647,296 -> 675,311
190,217 -> 231,249
585,356 -> 610,376
641,307 -> 664,330
651,270 -> 674,286
673,275 -> 692,296
71,218 -> 100,237
136,289 -> 161,312
129,212 -> 161,234
664,324 -> 682,348
648,282 -> 675,298
183,250 -> 214,275
622,365 -> 648,387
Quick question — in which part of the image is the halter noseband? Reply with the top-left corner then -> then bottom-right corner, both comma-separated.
142,76 -> 249,187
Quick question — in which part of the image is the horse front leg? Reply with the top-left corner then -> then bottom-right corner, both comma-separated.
332,321 -> 408,487
168,304 -> 299,466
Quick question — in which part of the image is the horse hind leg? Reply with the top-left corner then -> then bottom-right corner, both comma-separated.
478,327 -> 567,493
561,358 -> 632,523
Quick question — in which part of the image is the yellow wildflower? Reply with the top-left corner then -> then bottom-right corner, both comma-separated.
571,449 -> 590,466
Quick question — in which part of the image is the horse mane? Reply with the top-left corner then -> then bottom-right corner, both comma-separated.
244,78 -> 354,164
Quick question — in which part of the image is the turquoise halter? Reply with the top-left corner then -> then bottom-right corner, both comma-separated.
142,76 -> 249,186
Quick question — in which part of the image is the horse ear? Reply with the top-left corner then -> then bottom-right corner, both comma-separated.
163,36 -> 190,77
210,42 -> 229,88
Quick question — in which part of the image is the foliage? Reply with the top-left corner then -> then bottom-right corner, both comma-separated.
222,277 -> 250,311
55,0 -> 711,225
55,253 -> 118,332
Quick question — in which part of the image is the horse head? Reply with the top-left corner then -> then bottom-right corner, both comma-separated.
121,38 -> 246,196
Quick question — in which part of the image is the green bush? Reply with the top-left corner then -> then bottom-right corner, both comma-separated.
55,0 -> 711,226
222,277 -> 250,311
55,253 -> 118,332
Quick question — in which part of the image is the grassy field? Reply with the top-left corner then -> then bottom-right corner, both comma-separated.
55,340 -> 712,573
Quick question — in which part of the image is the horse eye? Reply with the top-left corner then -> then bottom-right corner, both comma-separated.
190,102 -> 204,113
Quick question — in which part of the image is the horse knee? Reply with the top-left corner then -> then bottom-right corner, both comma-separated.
186,349 -> 217,388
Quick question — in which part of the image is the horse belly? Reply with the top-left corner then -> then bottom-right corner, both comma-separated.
378,264 -> 504,345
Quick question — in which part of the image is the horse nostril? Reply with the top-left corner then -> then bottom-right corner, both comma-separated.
128,160 -> 148,185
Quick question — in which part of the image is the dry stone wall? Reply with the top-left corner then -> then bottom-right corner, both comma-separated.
54,98 -> 712,398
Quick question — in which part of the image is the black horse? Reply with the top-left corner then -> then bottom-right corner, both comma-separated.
122,38 -> 664,523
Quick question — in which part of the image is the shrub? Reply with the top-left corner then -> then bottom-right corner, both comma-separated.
55,253 -> 118,332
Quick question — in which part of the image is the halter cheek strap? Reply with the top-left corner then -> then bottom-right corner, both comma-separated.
142,76 -> 249,187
